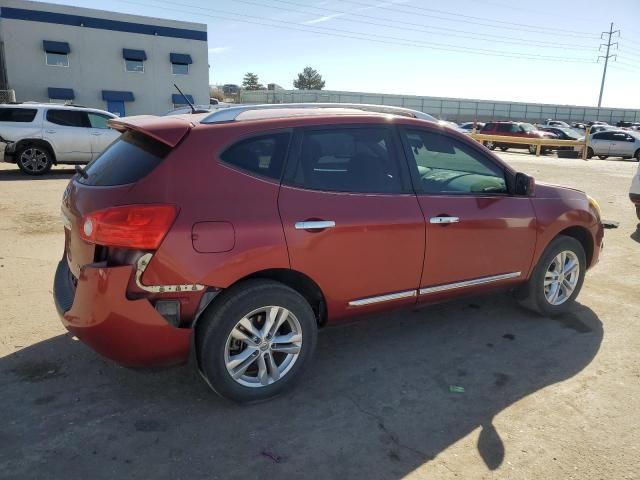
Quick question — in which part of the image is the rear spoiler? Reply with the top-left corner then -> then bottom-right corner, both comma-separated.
107,115 -> 194,147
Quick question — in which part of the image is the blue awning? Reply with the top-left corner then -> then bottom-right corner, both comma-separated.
43,40 -> 70,54
172,93 -> 194,104
170,53 -> 192,65
102,90 -> 135,102
122,48 -> 147,61
48,87 -> 75,100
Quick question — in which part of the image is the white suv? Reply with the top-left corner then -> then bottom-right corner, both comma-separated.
0,103 -> 120,175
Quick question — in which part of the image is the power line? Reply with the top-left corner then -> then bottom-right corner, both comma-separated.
597,22 -> 620,107
338,0 -> 600,38
118,0 -> 596,64
234,0 -> 596,51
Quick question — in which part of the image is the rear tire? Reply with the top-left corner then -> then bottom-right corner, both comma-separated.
517,235 -> 586,317
484,141 -> 496,150
16,144 -> 53,175
528,144 -> 537,155
636,206 -> 640,221
197,279 -> 318,403
586,147 -> 594,159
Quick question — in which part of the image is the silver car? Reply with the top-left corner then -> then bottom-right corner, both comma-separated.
577,130 -> 640,161
0,103 -> 120,175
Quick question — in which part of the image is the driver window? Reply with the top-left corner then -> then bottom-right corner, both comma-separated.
404,129 -> 507,195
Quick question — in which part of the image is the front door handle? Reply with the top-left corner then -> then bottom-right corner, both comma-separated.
90,132 -> 102,136
45,130 -> 56,134
430,216 -> 460,224
295,220 -> 336,231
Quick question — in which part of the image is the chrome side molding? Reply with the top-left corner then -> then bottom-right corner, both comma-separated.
419,272 -> 521,295
349,290 -> 417,307
136,253 -> 205,293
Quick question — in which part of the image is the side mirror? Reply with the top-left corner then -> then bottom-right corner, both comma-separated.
514,172 -> 535,196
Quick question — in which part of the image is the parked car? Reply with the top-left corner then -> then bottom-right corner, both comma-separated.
589,124 -> 615,134
0,103 -> 119,175
543,120 -> 570,128
459,121 -> 485,132
479,121 -> 556,154
576,130 -> 640,161
538,126 -> 582,150
572,122 -> 587,130
54,103 -> 604,402
630,163 -> 640,220
438,119 -> 468,134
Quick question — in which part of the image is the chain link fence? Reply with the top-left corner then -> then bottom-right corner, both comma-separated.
0,89 -> 16,103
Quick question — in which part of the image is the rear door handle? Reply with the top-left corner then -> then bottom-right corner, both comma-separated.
45,130 -> 56,134
430,216 -> 460,224
90,132 -> 102,136
295,220 -> 336,230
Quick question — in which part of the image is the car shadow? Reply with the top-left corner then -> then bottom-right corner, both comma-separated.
0,295 -> 602,479
0,167 -> 76,181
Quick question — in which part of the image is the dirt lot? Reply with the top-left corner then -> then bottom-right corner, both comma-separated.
0,153 -> 638,479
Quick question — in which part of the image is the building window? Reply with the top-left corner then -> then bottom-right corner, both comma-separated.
125,59 -> 144,73
43,41 -> 70,67
170,53 -> 192,75
45,52 -> 69,67
123,49 -> 146,73
172,63 -> 189,75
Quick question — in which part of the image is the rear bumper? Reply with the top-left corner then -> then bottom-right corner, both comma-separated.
53,259 -> 191,367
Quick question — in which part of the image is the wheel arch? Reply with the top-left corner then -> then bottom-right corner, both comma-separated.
14,138 -> 57,163
554,226 -> 594,268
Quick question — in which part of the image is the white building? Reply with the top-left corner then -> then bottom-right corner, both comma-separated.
0,0 -> 209,115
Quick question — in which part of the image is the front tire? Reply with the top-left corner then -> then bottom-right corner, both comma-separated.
586,147 -> 594,159
499,146 -> 508,152
598,155 -> 609,160
16,145 -> 53,175
517,235 -> 586,316
484,141 -> 496,150
528,144 -> 537,155
198,279 -> 318,403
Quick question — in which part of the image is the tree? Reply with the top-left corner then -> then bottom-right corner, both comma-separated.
293,67 -> 325,90
242,72 -> 264,91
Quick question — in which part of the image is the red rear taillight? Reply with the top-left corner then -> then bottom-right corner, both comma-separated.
80,204 -> 177,250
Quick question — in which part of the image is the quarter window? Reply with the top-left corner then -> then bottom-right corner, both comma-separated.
292,127 -> 402,194
46,52 -> 69,67
0,108 -> 37,122
220,133 -> 291,180
403,129 -> 507,195
46,109 -> 88,127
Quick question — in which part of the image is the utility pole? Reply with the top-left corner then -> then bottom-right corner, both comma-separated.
597,22 -> 619,108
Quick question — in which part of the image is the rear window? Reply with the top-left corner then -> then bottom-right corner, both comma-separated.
78,130 -> 170,186
220,133 -> 291,180
0,108 -> 37,123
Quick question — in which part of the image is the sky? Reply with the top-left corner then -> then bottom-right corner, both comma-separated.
48,0 -> 640,108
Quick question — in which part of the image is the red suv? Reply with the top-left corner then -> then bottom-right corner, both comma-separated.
480,121 -> 556,154
54,104 -> 603,402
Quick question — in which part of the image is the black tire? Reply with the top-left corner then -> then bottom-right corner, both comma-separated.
528,144 -> 537,155
635,149 -> 640,162
586,147 -> 594,159
517,235 -> 586,317
16,144 -> 53,175
636,205 -> 640,221
197,279 -> 318,403
597,155 -> 609,160
499,146 -> 508,152
484,141 -> 496,150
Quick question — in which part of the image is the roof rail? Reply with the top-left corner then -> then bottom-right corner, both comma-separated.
200,103 -> 437,124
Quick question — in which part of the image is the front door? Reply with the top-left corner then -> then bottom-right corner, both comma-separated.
106,100 -> 125,117
278,124 -> 425,320
590,132 -> 612,156
399,126 -> 537,302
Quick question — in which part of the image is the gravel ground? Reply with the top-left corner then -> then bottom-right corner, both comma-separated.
0,153 -> 638,480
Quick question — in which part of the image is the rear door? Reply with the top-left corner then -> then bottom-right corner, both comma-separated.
278,124 -> 425,320
87,112 -> 120,159
44,109 -> 92,163
398,126 -> 536,302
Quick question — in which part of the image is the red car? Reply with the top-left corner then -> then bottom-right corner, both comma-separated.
480,121 -> 556,154
54,104 -> 604,402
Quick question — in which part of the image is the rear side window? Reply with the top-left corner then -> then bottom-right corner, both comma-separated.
0,108 -> 37,122
220,133 -> 290,180
46,109 -> 88,127
496,124 -> 511,133
78,131 -> 170,186
291,127 -> 402,194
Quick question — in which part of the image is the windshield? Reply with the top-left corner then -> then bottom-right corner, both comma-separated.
556,128 -> 580,139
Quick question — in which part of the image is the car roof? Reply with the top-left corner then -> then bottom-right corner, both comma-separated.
0,102 -> 114,116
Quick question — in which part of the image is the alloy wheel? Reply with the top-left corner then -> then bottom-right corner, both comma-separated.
19,147 -> 49,173
543,250 -> 580,306
224,306 -> 303,388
